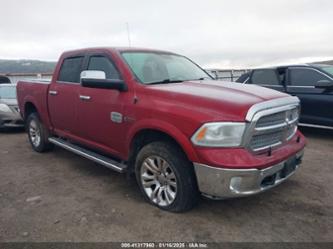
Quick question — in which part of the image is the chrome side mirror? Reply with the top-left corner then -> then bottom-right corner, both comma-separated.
80,70 -> 127,91
80,70 -> 106,82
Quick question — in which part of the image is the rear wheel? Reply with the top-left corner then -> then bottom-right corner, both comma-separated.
27,113 -> 53,152
135,141 -> 199,212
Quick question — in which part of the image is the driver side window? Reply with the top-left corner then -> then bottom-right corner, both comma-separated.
87,56 -> 121,80
289,68 -> 330,86
250,69 -> 280,85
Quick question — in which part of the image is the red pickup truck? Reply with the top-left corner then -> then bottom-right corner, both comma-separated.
17,47 -> 305,212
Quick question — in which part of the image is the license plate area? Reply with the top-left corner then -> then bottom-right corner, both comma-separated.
280,157 -> 297,178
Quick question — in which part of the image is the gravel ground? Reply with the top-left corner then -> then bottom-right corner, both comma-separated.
0,127 -> 332,242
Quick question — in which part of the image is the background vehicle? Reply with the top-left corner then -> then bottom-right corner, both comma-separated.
17,47 -> 305,212
236,64 -> 333,129
0,76 -> 11,84
0,84 -> 24,129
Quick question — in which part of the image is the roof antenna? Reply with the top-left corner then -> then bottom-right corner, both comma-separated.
126,22 -> 137,104
126,22 -> 131,48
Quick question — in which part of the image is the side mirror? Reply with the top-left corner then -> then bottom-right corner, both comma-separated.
80,70 -> 106,80
80,70 -> 127,91
315,80 -> 333,89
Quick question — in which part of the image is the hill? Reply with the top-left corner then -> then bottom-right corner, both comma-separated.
0,58 -> 332,75
0,59 -> 56,74
313,60 -> 333,65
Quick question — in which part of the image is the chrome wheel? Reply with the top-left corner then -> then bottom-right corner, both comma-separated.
140,156 -> 177,207
29,119 -> 41,147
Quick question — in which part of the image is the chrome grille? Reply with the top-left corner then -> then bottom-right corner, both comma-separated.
250,130 -> 284,149
248,107 -> 299,152
256,112 -> 286,128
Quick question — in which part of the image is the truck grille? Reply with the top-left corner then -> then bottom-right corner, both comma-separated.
256,112 -> 286,128
249,108 -> 299,152
250,130 -> 284,150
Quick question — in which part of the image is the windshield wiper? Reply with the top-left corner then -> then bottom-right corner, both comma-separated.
190,77 -> 212,81
147,79 -> 184,85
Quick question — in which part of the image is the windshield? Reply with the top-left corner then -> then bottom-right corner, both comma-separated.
0,86 -> 16,99
317,65 -> 333,76
121,52 -> 212,84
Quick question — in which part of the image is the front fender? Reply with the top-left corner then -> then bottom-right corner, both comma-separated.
126,118 -> 199,162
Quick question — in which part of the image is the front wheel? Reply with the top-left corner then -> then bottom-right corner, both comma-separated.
26,113 -> 53,152
135,141 -> 199,212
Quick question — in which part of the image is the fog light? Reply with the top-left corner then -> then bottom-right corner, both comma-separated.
230,177 -> 243,192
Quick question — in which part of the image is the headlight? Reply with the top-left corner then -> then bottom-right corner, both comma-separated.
191,122 -> 246,147
0,103 -> 12,113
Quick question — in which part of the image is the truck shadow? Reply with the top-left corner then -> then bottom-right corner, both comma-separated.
52,146 -> 123,177
49,142 -> 319,218
0,127 -> 25,134
49,145 -> 327,233
194,178 -> 311,215
52,146 -> 143,197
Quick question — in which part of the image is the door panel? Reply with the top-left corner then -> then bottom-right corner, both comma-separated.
76,54 -> 130,157
286,87 -> 333,126
48,83 -> 80,135
260,84 -> 285,92
77,87 -> 130,156
48,56 -> 84,136
286,68 -> 333,126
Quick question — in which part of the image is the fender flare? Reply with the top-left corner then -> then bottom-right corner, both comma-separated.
126,119 -> 199,162
22,96 -> 51,128
22,95 -> 39,118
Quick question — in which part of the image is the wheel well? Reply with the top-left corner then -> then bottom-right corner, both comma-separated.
24,102 -> 37,121
127,129 -> 189,173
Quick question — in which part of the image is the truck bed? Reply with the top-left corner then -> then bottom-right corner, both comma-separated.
16,80 -> 51,127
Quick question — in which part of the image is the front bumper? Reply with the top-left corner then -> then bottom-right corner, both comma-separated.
0,113 -> 24,128
194,149 -> 304,199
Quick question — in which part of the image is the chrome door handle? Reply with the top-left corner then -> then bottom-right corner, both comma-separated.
79,95 -> 91,100
49,90 -> 58,96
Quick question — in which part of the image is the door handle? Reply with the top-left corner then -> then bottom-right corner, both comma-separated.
79,95 -> 91,101
49,90 -> 58,96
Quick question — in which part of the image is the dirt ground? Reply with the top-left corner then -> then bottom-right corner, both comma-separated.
0,127 -> 332,242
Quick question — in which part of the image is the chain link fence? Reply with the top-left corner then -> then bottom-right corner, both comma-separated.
205,69 -> 249,82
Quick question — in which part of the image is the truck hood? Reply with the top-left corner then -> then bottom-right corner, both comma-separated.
145,80 -> 288,122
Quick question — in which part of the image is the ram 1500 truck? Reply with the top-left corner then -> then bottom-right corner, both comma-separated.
17,47 -> 306,212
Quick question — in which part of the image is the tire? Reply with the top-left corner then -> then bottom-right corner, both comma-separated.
135,141 -> 199,212
26,113 -> 53,152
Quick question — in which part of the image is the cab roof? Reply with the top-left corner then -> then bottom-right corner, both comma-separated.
61,47 -> 179,57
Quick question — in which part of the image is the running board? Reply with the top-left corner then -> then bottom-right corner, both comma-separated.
48,137 -> 127,173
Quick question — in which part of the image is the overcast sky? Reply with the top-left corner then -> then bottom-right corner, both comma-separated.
1,0 -> 333,68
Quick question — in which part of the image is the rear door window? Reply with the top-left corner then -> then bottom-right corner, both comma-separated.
58,56 -> 84,83
87,56 -> 120,80
251,69 -> 280,85
289,68 -> 331,86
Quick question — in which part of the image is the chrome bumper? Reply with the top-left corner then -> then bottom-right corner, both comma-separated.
0,117 -> 24,128
0,111 -> 24,128
193,150 -> 304,199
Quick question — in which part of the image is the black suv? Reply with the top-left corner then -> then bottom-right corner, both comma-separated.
236,64 -> 333,129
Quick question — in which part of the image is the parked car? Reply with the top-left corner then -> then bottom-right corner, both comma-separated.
0,83 -> 24,129
236,64 -> 333,129
0,76 -> 11,84
17,47 -> 305,212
